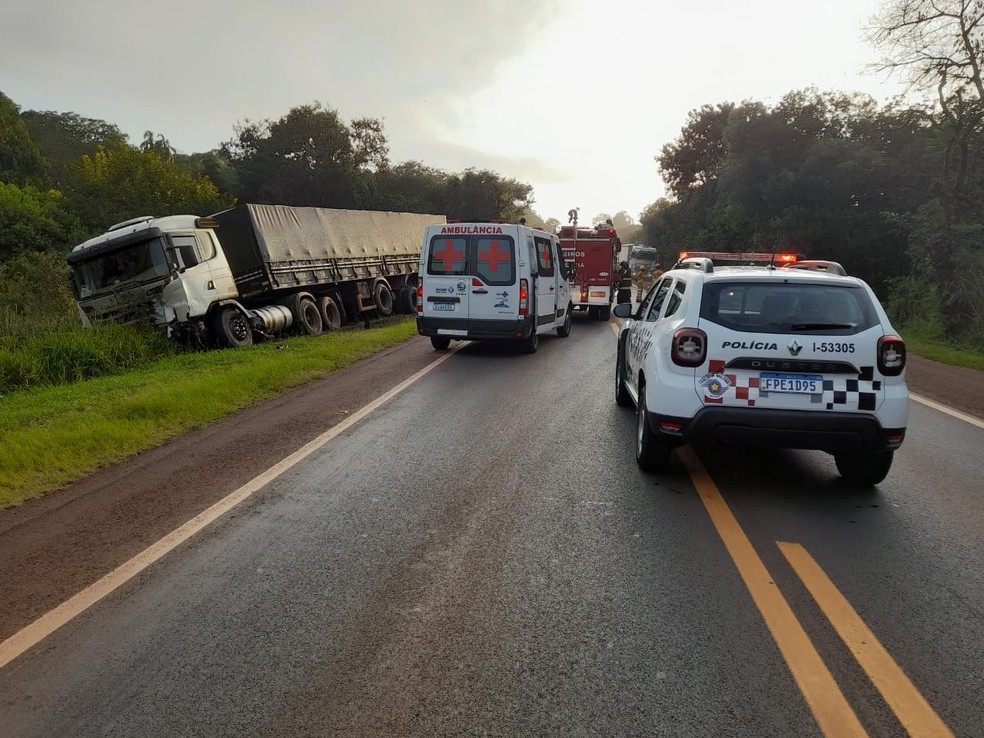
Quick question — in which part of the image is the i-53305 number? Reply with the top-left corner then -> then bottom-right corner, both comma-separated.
813,342 -> 855,353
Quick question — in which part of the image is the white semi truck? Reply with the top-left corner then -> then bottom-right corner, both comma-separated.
67,204 -> 446,347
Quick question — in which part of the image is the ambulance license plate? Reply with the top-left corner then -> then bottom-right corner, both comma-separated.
759,372 -> 823,394
433,302 -> 455,311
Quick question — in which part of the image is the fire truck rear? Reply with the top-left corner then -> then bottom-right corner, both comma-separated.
558,222 -> 620,321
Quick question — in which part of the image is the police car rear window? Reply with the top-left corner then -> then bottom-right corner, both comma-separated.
700,282 -> 878,334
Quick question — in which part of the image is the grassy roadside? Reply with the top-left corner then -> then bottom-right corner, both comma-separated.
903,330 -> 984,371
0,319 -> 419,509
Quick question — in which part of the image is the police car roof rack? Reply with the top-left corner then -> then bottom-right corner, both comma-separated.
673,257 -> 714,273
780,260 -> 847,276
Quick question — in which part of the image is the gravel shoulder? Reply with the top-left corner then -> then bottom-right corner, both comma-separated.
0,340 -> 980,642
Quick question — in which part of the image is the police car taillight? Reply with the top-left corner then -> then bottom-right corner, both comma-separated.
416,280 -> 423,313
671,328 -> 707,367
878,335 -> 906,376
519,278 -> 529,316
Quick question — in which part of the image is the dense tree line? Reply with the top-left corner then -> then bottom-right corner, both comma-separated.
643,0 -> 984,348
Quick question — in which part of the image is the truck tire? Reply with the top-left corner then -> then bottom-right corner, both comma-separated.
212,306 -> 253,348
430,336 -> 451,350
399,286 -> 417,314
286,294 -> 323,336
599,305 -> 611,321
319,295 -> 342,330
373,281 -> 394,316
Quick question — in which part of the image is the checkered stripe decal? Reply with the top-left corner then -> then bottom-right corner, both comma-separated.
702,360 -> 881,410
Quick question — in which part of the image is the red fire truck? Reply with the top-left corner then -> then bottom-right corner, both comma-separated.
558,222 -> 621,320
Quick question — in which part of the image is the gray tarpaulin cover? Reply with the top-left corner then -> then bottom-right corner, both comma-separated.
212,204 -> 446,266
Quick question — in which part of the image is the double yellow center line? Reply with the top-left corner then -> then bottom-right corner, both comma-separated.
679,446 -> 953,737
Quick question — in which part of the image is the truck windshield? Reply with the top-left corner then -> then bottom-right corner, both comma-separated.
73,238 -> 170,297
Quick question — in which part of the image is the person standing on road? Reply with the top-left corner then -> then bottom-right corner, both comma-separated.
616,261 -> 632,304
635,266 -> 649,301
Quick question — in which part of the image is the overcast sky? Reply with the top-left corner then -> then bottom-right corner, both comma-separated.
1,0 -> 909,224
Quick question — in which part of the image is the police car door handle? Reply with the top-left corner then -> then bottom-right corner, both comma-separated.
472,288 -> 488,294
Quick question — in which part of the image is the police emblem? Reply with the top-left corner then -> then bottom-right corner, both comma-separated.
699,372 -> 732,398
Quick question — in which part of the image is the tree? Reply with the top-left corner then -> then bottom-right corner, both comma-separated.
20,109 -> 128,186
437,168 -> 532,222
868,0 -> 984,334
372,160 -> 446,213
658,103 -> 760,199
0,92 -> 48,187
868,0 -> 984,199
0,181 -> 86,259
140,131 -> 175,161
222,102 -> 378,208
64,144 -> 232,233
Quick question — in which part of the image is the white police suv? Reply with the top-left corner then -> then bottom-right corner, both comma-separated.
612,252 -> 908,484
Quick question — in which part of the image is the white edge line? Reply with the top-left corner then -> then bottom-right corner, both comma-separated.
910,392 -> 984,430
0,345 -> 462,670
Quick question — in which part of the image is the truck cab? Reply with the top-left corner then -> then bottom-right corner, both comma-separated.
416,222 -> 573,353
67,215 -> 238,334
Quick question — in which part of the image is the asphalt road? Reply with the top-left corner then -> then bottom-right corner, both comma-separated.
0,316 -> 981,737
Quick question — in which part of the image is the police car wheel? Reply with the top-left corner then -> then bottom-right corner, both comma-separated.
834,450 -> 894,485
636,389 -> 670,471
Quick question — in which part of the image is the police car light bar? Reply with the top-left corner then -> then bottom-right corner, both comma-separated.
677,251 -> 800,264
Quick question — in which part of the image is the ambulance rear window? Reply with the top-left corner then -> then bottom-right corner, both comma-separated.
476,238 -> 514,284
426,235 -> 515,285
427,237 -> 467,275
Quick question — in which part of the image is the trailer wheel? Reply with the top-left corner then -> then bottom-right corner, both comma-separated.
285,294 -> 323,336
397,286 -> 417,314
212,306 -> 253,348
319,295 -> 343,330
373,281 -> 394,316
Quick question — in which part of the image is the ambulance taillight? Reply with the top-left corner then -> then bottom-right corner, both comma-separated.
519,279 -> 529,316
416,280 -> 423,313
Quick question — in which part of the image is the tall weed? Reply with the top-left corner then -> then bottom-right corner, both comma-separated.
1,324 -> 175,392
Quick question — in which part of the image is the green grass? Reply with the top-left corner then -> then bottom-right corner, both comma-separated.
903,329 -> 984,371
0,319 -> 419,509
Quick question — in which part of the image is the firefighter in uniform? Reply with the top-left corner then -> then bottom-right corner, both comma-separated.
635,266 -> 649,302
615,261 -> 632,304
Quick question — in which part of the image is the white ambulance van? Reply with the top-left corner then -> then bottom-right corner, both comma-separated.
416,222 -> 574,353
